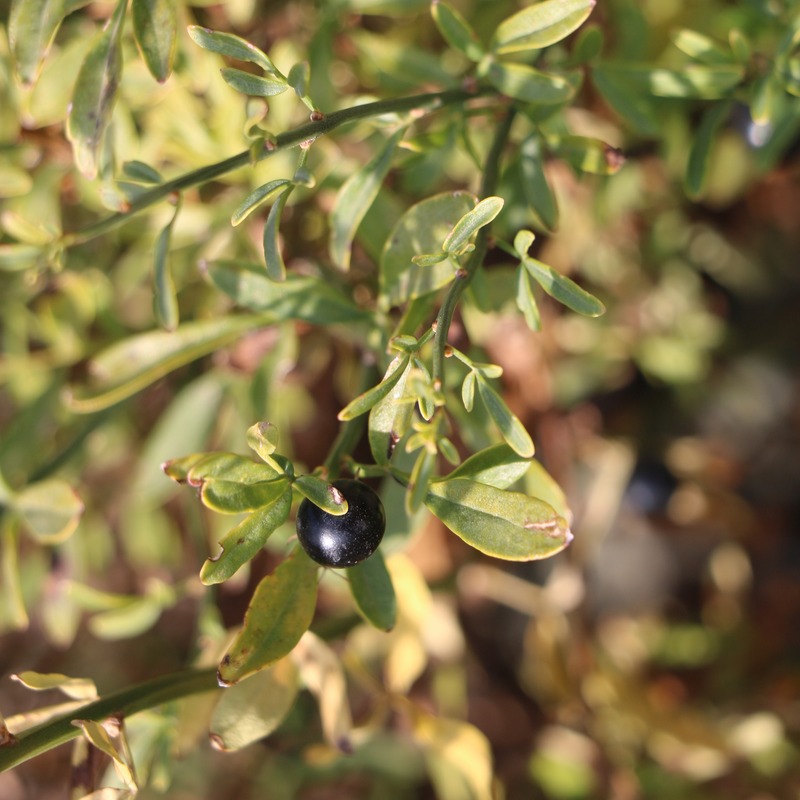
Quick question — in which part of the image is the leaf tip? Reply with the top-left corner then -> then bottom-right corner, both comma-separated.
209,732 -> 229,752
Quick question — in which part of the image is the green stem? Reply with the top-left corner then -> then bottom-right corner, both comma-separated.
62,88 -> 493,248
0,668 -> 218,773
432,107 -> 516,387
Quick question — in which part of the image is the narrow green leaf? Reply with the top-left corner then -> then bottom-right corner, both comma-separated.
330,127 -> 406,270
65,314 -> 274,413
516,265 -> 542,332
200,490 -> 292,584
122,160 -> 163,185
461,370 -> 476,412
231,179 -> 291,226
338,356 -> 411,421
294,475 -> 349,516
491,0 -> 595,55
729,30 -> 750,65
13,479 -> 84,544
484,60 -> 575,104
348,550 -> 396,630
412,252 -> 449,267
443,196 -> 504,255
205,260 -> 369,324
288,61 -> 314,110
551,135 -> 626,175
132,0 -> 177,82
187,452 -> 280,485
381,191 -> 476,305
591,65 -> 660,136
263,185 -> 294,281
672,29 -> 733,66
522,255 -> 605,317
599,64 -> 744,99
0,244 -> 43,272
11,671 -> 97,700
368,357 -> 415,465
246,421 -> 280,462
187,26 -> 281,76
210,657 -> 299,751
200,477 -> 290,515
221,67 -> 289,97
425,478 -> 572,560
0,166 -> 33,200
1,211 -> 57,245
686,101 -> 731,199
153,203 -> 180,331
432,0 -> 485,62
526,460 -> 571,522
161,452 -> 209,484
2,522 -> 28,629
476,376 -> 535,458
217,549 -> 319,685
73,719 -> 137,792
443,443 -> 532,489
407,448 -> 437,515
520,137 -> 559,232
9,0 -> 91,86
65,0 -> 126,178
751,74 -> 784,124
570,24 -> 604,64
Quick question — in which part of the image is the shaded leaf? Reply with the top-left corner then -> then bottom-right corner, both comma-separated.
200,477 -> 290,515
209,657 -> 299,751
407,448 -> 436,515
369,357 -> 415,465
443,196 -> 504,255
551,134 -> 626,175
263,185 -> 294,281
591,66 -> 659,136
348,550 -> 396,631
121,160 -> 162,184
330,127 -> 406,270
187,26 -> 281,76
200,490 -> 292,584
288,61 -> 314,110
231,179 -> 291,226
425,478 -> 572,560
13,479 -> 84,544
516,264 -> 542,331
432,0 -> 485,62
520,137 -> 559,231
217,549 -> 319,685
476,376 -> 535,458
153,202 -> 180,331
444,443 -> 532,489
65,314 -> 274,413
65,0 -> 126,178
522,255 -> 605,316
491,0 -> 595,55
484,60 -> 574,104
526,459 -> 571,522
221,67 -> 288,97
601,64 -> 744,99
294,475 -> 349,516
338,356 -> 411,421
686,101 -> 731,199
132,0 -> 177,82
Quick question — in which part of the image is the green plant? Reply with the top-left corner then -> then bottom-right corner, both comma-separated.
1,0 -> 799,796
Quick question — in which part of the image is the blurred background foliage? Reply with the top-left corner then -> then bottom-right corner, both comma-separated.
1,0 -> 799,797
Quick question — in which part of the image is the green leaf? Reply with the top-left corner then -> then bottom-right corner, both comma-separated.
570,23 -> 604,64
475,376 -> 535,458
161,452 -> 209,484
246,421 -> 280,462
520,137 -> 559,232
9,0 -> 91,86
601,64 -> 744,99
330,127 -> 406,270
443,443 -> 532,489
431,0 -> 485,62
72,719 -> 137,792
0,244 -> 43,272
294,475 -> 349,516
338,356 -> 411,421
526,460 -> 571,522
686,101 -> 731,199
516,263 -> 542,331
591,65 -> 659,136
132,0 -> 177,82
200,477 -> 290,515
425,478 -> 572,560
461,370 -> 476,412
551,135 -> 626,175
407,449 -> 437,515
200,490 -> 292,584
522,255 -> 605,317
153,203 -> 180,331
288,61 -> 314,110
729,29 -> 750,65
672,29 -> 733,66
217,549 -> 319,685
221,67 -> 289,97
210,657 -> 299,751
368,357 -> 415,465
187,452 -> 281,485
12,479 -> 84,544
348,549 -> 397,631
443,196 -> 504,255
65,314 -> 274,413
484,60 -> 575,104
263,185 -> 294,281
412,252 -> 449,267
187,26 -> 281,76
122,160 -> 163,184
11,671 -> 98,700
231,179 -> 292,226
381,191 -> 476,305
491,0 -> 595,55
65,0 -> 126,179
205,260 -> 369,324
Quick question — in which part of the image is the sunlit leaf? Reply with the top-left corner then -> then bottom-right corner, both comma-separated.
443,196 -> 503,255
88,592 -> 168,640
444,443 -> 532,489
246,421 -> 280,462
200,490 -> 292,585
65,0 -> 126,178
522,256 -> 605,317
294,475 -> 349,516
368,357 -> 415,465
600,64 -> 744,99
526,460 -> 571,522
132,0 -> 177,82
231,179 -> 291,226
221,67 -> 289,97
686,101 -> 731,199
672,29 -> 733,65
484,59 -> 575,104
491,0 -> 595,55
11,671 -> 97,701
187,452 -> 281,486
425,478 -> 572,560
200,477 -> 290,515
73,719 -> 137,792
209,657 -> 299,751
0,244 -> 45,272
432,0 -> 485,62
516,264 -> 542,331
551,135 -> 625,175
217,549 -> 319,685
461,370 -> 476,412
338,355 -> 411,421
475,376 -> 534,458
330,127 -> 406,270
348,550 -> 396,631
263,184 -> 294,281
187,26 -> 281,76
13,479 -> 84,544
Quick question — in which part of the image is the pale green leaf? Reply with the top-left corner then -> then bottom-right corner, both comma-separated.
246,421 -> 280,462
516,263 -> 542,331
407,449 -> 436,515
73,719 -> 137,792
348,549 -> 396,631
231,179 -> 291,226
476,376 -> 535,458
288,61 -> 314,109
443,443 -> 532,489
132,0 -> 177,82
520,137 -> 559,232
551,135 -> 626,175
13,479 -> 84,544
65,0 -> 126,178
0,244 -> 43,272
425,478 -> 572,560
526,460 -> 571,522
338,356 -> 410,421
121,160 -> 162,184
432,0 -> 485,62
672,29 -> 733,66
11,671 -> 97,701
187,452 -> 281,485
210,657 -> 299,751
200,477 -> 290,515
221,67 -> 288,97
491,0 -> 595,55
153,203 -> 180,331
217,549 -> 319,685
330,127 -> 406,270
484,60 -> 575,104
186,26 -> 281,76
368,357 -> 415,465
294,475 -> 349,516
686,101 -> 731,199
461,370 -> 476,412
412,252 -> 449,267
88,593 -> 167,640
522,255 -> 605,316
263,185 -> 294,281
443,196 -> 504,255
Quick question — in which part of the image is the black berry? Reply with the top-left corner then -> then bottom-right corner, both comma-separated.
295,479 -> 386,568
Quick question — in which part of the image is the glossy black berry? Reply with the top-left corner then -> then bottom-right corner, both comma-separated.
295,479 -> 386,568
